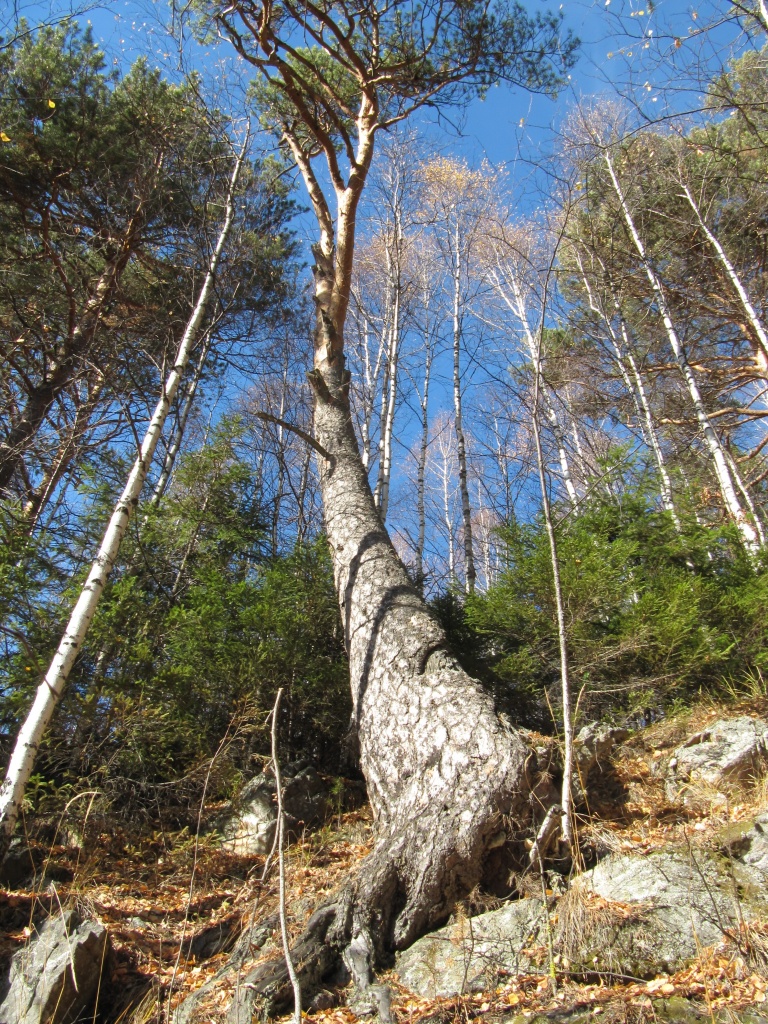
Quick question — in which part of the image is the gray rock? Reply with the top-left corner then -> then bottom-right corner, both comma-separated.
397,835 -> 768,1001
396,899 -> 546,998
217,762 -> 331,855
560,848 -> 766,977
719,810 -> 768,895
503,1000 -> 768,1023
573,723 -> 629,800
665,717 -> 768,805
0,912 -> 108,1024
736,811 -> 768,876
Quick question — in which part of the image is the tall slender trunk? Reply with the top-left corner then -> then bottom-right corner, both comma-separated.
271,368 -> 290,558
375,230 -> 402,523
725,448 -> 766,547
476,481 -> 493,591
441,430 -> 456,586
530,328 -> 574,849
151,331 -> 213,505
681,182 -> 768,375
576,258 -> 678,522
499,273 -> 579,505
605,152 -> 759,551
373,323 -> 390,506
618,316 -> 679,519
358,318 -> 377,472
451,225 -> 476,593
493,416 -> 513,522
415,288 -> 434,592
0,146 -> 245,854
295,446 -> 313,546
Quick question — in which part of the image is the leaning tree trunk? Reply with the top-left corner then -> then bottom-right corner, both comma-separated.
315,355 -> 529,937
233,100 -> 533,1017
238,272 -> 530,1018
0,144 -> 245,856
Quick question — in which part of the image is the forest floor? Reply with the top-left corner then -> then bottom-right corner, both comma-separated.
1,697 -> 767,1024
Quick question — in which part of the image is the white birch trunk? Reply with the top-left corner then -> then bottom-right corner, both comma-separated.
373,319 -> 390,508
681,183 -> 768,374
530,328 -> 574,848
725,448 -> 766,547
575,258 -> 678,522
605,152 -> 760,551
415,286 -> 434,591
376,231 -> 402,523
436,424 -> 457,586
151,330 -> 213,505
451,224 -> 476,593
505,275 -> 579,505
0,145 -> 245,853
358,318 -> 377,472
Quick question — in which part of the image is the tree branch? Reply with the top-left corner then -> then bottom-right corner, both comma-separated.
255,412 -> 333,461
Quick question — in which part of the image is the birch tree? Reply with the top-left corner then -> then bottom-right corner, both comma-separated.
485,225 -> 581,506
0,144 -> 246,853
568,245 -> 679,522
569,108 -> 761,551
421,157 -> 495,592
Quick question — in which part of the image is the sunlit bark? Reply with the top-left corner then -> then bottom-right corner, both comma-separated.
0,146 -> 245,854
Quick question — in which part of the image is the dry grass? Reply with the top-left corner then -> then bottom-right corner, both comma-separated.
3,699 -> 768,1023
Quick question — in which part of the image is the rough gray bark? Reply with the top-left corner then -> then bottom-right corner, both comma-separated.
317,345 -> 529,940
214,0 -> 572,1006
238,264 -> 531,1013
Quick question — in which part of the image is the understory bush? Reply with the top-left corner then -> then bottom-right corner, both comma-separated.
439,486 -> 768,730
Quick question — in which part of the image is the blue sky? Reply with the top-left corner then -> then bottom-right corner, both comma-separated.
12,0 -> 746,173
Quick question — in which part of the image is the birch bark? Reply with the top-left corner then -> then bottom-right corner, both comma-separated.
374,231 -> 402,523
449,224 -> 477,592
680,182 -> 768,375
0,145 -> 245,853
574,254 -> 678,522
499,271 -> 579,505
531,345 -> 574,848
604,151 -> 760,551
151,331 -> 213,505
414,281 -> 435,591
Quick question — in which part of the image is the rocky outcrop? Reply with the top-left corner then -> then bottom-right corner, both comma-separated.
559,847 -> 766,977
397,809 -> 768,998
665,717 -> 768,806
396,899 -> 547,999
504,1000 -> 768,1023
216,762 -> 332,856
0,912 -> 108,1024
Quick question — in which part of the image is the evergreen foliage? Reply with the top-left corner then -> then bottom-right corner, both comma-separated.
451,470 -> 768,730
0,426 -> 348,814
